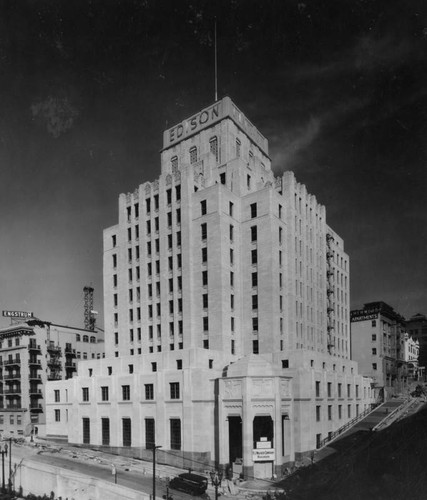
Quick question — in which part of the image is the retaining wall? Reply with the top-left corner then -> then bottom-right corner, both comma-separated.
14,458 -> 148,500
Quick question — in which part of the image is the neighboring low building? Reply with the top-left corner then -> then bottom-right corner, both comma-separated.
351,302 -> 418,398
0,321 -> 104,438
406,313 -> 427,380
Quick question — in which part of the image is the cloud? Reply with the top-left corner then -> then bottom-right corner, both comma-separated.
31,95 -> 79,138
271,116 -> 321,170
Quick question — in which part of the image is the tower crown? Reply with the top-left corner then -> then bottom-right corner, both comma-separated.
162,96 -> 268,156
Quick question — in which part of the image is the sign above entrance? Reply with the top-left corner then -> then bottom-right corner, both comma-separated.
252,449 -> 275,461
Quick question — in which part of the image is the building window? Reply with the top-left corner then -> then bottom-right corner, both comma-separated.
348,405 -> 351,418
316,406 -> 321,422
338,405 -> 342,419
203,294 -> 208,309
252,272 -> 258,287
145,418 -> 155,450
372,363 -> 377,370
170,418 -> 181,450
202,247 -> 208,263
251,226 -> 257,242
202,271 -> 208,286
252,317 -> 258,332
54,390 -> 60,403
230,271 -> 234,287
328,405 -> 332,421
372,334 -> 377,341
250,203 -> 257,218
229,202 -> 234,217
372,320 -> 376,327
252,295 -> 258,310
220,172 -> 226,184
210,137 -> 218,161
201,200 -> 207,216
327,382 -> 332,398
201,223 -> 207,240
82,387 -> 89,402
82,418 -> 90,444
145,384 -> 154,400
203,316 -> 209,331
122,385 -> 131,401
229,224 -> 234,241
170,382 -> 180,399
236,138 -> 241,157
112,235 -> 117,247
167,188 -> 172,205
251,249 -> 258,265
316,381 -> 320,397
253,340 -> 259,354
101,386 -> 109,401
372,348 -> 377,355
190,146 -> 197,164
122,418 -> 132,447
55,409 -> 60,422
347,384 -> 351,397
338,383 -> 342,398
102,418 -> 110,446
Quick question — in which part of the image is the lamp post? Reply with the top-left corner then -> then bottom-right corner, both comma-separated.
152,445 -> 162,500
210,470 -> 223,500
0,444 -> 7,492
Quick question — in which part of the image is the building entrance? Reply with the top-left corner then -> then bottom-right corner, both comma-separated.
228,416 -> 242,473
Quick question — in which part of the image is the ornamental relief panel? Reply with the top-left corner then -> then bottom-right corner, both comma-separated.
252,402 -> 274,410
165,174 -> 172,186
280,379 -> 291,398
223,380 -> 242,399
252,378 -> 273,396
145,183 -> 151,195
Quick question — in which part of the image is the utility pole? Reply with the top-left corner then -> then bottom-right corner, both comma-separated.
152,445 -> 162,500
8,438 -> 11,493
0,443 -> 7,492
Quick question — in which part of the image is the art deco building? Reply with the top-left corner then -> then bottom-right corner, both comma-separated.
351,301 -> 419,397
0,320 -> 104,438
46,97 -> 374,478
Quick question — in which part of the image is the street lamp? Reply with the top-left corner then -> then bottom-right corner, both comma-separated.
210,470 -> 223,500
0,443 -> 8,492
152,445 -> 162,500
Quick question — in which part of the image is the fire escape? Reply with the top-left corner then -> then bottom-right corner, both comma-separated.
28,339 -> 43,413
326,233 -> 336,354
47,341 -> 62,381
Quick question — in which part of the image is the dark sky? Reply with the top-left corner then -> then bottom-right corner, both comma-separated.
0,0 -> 426,328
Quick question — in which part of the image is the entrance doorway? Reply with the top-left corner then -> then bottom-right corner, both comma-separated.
228,416 -> 242,463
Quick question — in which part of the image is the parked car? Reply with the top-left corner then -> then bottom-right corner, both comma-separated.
169,473 -> 208,496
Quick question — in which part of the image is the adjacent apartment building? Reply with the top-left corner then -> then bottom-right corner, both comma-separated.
351,302 -> 419,398
46,96 -> 374,479
0,319 -> 104,437
406,313 -> 427,380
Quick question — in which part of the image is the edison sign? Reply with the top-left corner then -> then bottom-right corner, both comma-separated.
164,102 -> 221,148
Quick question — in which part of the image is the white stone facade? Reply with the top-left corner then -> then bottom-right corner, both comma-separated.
46,97 -> 374,477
